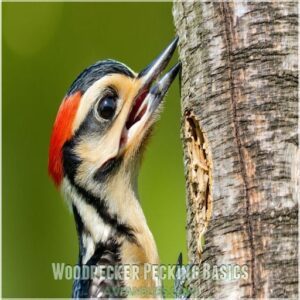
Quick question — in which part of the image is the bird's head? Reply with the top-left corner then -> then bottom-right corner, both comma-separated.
48,38 -> 180,199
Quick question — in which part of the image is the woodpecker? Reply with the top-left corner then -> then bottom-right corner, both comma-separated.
48,37 -> 180,298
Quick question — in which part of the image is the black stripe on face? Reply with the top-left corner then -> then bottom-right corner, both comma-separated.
67,59 -> 135,96
62,107 -> 123,185
62,138 -> 82,185
93,157 -> 122,182
63,120 -> 134,243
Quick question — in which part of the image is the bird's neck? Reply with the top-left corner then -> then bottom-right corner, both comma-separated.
62,175 -> 161,296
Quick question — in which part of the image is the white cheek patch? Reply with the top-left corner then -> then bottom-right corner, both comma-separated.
73,132 -> 122,196
74,134 -> 119,183
72,79 -> 137,190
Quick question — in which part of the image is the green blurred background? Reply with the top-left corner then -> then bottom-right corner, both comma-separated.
3,2 -> 186,297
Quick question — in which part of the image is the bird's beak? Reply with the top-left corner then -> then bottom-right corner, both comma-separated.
137,36 -> 179,91
120,37 -> 181,153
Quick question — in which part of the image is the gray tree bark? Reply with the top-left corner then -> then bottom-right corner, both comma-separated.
173,1 -> 298,299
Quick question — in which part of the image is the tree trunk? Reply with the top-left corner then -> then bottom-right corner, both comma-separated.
173,1 -> 298,299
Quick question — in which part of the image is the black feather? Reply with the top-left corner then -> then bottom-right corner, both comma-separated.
67,59 -> 134,96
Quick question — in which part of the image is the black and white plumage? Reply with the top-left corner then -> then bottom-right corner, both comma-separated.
48,37 -> 180,298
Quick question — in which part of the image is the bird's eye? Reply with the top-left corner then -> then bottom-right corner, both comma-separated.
97,96 -> 117,120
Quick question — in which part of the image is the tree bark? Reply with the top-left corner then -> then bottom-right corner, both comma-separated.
173,1 -> 298,299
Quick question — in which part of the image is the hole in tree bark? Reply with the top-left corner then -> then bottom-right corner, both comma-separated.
183,110 -> 213,259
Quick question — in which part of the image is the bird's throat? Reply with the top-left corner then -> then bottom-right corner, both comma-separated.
64,177 -> 161,298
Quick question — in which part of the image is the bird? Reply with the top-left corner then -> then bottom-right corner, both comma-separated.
48,37 -> 180,299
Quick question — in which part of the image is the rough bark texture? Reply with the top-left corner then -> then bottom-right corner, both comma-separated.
173,1 -> 298,299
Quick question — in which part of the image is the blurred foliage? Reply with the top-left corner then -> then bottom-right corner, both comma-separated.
3,2 -> 186,297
